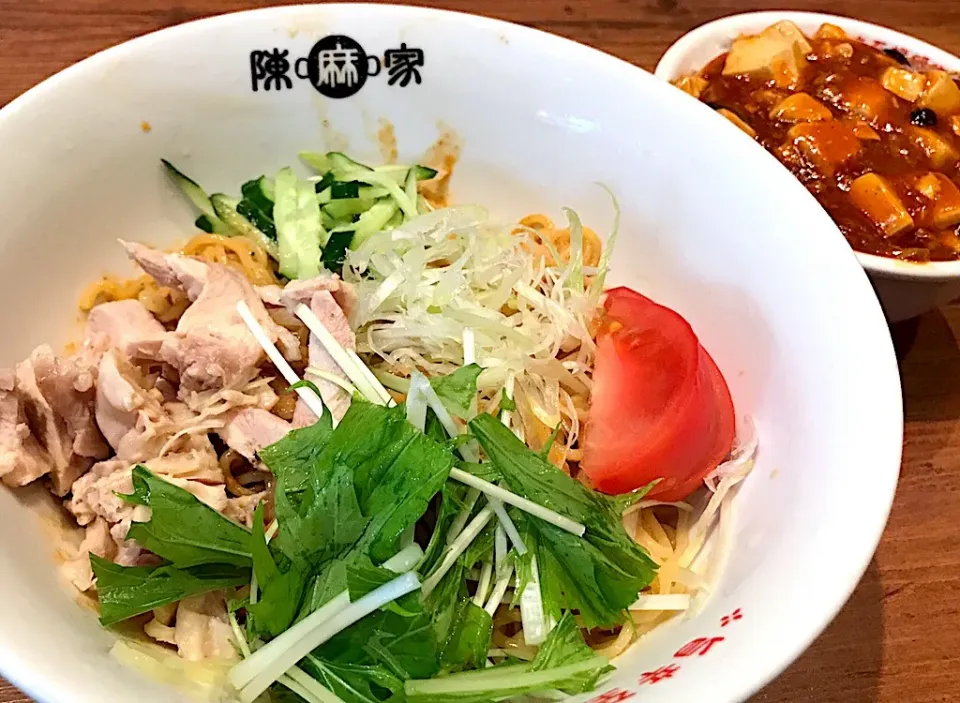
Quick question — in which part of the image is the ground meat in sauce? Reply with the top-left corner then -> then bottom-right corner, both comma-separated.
686,25 -> 960,262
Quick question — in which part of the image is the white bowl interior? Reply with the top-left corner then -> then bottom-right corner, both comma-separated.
0,5 -> 903,702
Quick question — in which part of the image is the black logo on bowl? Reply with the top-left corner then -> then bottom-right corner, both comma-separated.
250,35 -> 424,97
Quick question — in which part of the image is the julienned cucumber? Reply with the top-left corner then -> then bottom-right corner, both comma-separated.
352,200 -> 400,247
273,168 -> 323,280
210,194 -> 279,258
322,230 -> 354,272
241,176 -> 275,213
162,160 -> 234,235
164,152 -> 437,279
238,176 -> 277,240
327,151 -> 373,176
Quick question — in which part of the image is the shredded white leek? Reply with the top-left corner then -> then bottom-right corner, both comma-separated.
343,204 -> 614,440
473,559 -> 494,607
449,468 -> 585,537
484,563 -> 515,617
519,555 -> 550,645
423,506 -> 495,596
234,573 -> 420,702
304,367 -> 358,396
236,300 -> 326,420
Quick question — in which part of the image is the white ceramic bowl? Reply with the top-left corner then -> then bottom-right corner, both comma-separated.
0,5 -> 902,703
656,10 -> 960,322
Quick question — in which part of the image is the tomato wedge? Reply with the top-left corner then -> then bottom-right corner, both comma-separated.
582,287 -> 735,501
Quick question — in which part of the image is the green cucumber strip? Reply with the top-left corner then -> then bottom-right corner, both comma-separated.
210,194 -> 278,258
162,159 -> 234,235
274,167 -> 324,280
323,198 -> 377,220
331,182 -> 361,199
236,200 -> 277,241
299,151 -> 331,172
321,230 -> 354,272
241,176 -> 276,212
352,200 -> 399,247
327,152 -> 373,176
314,172 -> 337,194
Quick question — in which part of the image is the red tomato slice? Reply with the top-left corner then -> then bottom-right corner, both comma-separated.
582,287 -> 735,501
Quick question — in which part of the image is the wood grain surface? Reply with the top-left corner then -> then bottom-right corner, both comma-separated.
1,1 -> 959,701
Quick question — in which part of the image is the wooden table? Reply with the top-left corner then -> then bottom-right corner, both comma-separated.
2,1 -> 959,701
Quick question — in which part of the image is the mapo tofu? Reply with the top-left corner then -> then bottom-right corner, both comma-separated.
675,20 -> 960,261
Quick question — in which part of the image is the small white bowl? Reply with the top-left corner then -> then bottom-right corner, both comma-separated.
0,5 -> 902,703
656,11 -> 960,322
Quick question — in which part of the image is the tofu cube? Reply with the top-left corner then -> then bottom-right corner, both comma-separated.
788,121 -> 862,175
919,71 -> 960,116
815,23 -> 847,40
769,92 -> 833,122
840,77 -> 896,123
914,173 -> 942,200
851,121 -> 881,141
717,108 -> 757,138
849,173 -> 914,236
767,21 -> 814,55
880,66 -> 927,102
908,126 -> 960,169
920,173 -> 960,228
674,75 -> 709,99
723,22 -> 812,89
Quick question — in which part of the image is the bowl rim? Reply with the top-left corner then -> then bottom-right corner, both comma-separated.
0,5 -> 903,703
655,9 -> 960,282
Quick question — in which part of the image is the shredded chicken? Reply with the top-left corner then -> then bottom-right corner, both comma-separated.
171,592 -> 238,662
218,408 -> 291,462
122,242 -> 300,390
284,288 -> 356,425
0,242 -> 359,664
86,300 -> 166,359
62,517 -> 116,592
0,368 -> 53,488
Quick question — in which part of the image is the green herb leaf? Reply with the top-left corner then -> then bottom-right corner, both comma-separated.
500,393 -> 517,412
91,555 -> 249,626
260,410 -> 335,498
456,460 -> 500,483
470,413 -> 658,628
121,465 -> 252,568
247,504 -> 308,637
430,364 -> 483,419
529,611 -> 614,693
304,401 -> 453,564
300,657 -> 403,703
438,599 -> 493,674
317,593 -> 440,680
273,464 -> 365,567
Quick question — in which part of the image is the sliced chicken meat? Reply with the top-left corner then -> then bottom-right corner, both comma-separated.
96,351 -> 151,451
32,344 -> 109,461
66,458 -> 227,527
62,517 -> 117,592
171,592 -> 238,662
0,369 -> 53,488
291,290 -> 356,426
217,408 -> 290,462
224,491 -> 267,528
85,300 -> 166,359
15,352 -> 95,496
278,272 -> 358,319
121,242 -> 300,391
